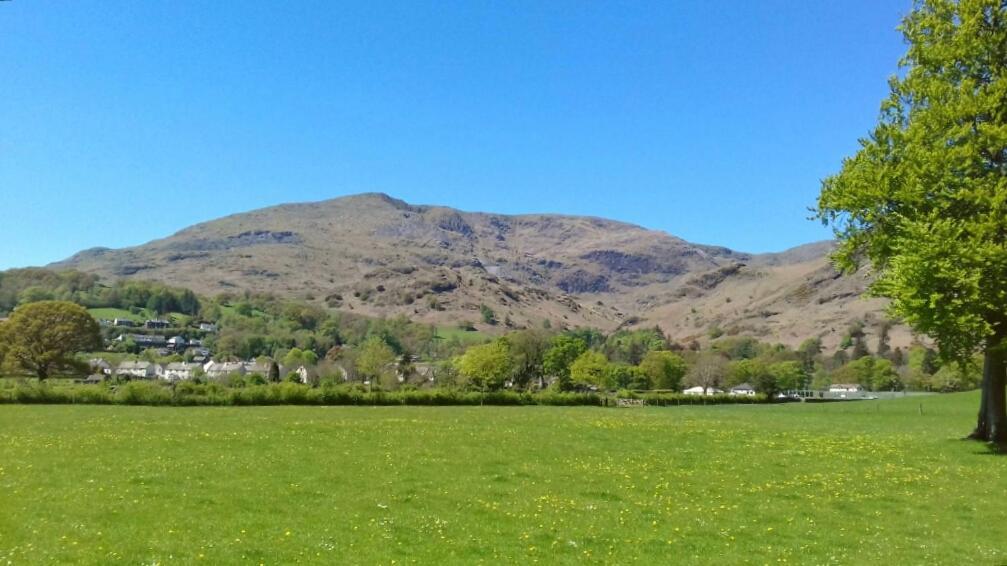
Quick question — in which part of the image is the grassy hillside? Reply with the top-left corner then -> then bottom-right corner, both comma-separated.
0,394 -> 1003,563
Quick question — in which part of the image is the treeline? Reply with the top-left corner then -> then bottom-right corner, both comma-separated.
200,292 -> 441,363
0,269 -> 981,394
0,269 -> 200,316
435,324 -> 978,395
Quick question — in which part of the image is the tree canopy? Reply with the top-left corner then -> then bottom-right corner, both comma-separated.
817,0 -> 1007,441
1,301 -> 101,379
455,340 -> 513,390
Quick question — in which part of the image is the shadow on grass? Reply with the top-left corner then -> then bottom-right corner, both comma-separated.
961,436 -> 1007,456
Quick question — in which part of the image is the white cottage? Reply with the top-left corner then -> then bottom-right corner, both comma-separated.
162,362 -> 202,382
730,383 -> 756,396
116,361 -> 160,379
683,386 -> 724,396
203,361 -> 246,379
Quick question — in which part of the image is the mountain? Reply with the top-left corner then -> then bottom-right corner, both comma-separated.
52,193 -> 908,349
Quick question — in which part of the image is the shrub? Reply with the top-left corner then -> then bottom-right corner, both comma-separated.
117,381 -> 172,405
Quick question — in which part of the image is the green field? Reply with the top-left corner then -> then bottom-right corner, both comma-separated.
87,308 -> 192,327
435,325 -> 488,345
1,394 -> 1004,564
87,308 -> 146,322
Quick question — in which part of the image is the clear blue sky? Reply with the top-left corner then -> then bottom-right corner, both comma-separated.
0,1 -> 910,269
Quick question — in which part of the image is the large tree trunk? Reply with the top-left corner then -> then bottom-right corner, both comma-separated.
988,344 -> 1007,444
968,363 -> 990,440
969,328 -> 1007,443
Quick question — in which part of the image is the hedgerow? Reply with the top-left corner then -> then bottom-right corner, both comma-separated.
0,380 -> 770,407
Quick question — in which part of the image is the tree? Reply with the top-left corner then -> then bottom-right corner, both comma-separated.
846,321 -> 870,360
455,340 -> 513,390
686,353 -> 729,394
727,359 -> 768,387
568,350 -> 610,390
1,301 -> 101,379
282,348 -> 305,368
268,360 -> 281,383
832,356 -> 902,392
876,320 -> 893,359
479,304 -> 497,325
542,335 -> 587,391
355,336 -> 396,389
767,361 -> 807,394
506,329 -> 551,388
797,337 -> 823,374
639,350 -> 687,391
817,0 -> 1007,442
0,320 -> 9,367
606,363 -> 650,390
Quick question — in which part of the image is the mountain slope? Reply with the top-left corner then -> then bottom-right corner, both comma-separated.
53,193 -> 902,348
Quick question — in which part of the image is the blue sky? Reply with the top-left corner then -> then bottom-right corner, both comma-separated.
0,1 -> 909,269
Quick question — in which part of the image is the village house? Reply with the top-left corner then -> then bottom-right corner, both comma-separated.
113,318 -> 136,328
198,322 -> 218,332
412,362 -> 436,383
186,347 -> 211,364
829,383 -> 865,398
167,336 -> 188,351
116,334 -> 169,348
203,361 -> 246,379
292,365 -> 311,384
829,383 -> 864,393
730,383 -> 756,396
115,361 -> 160,379
684,386 -> 725,396
162,362 -> 202,382
88,358 -> 112,375
242,361 -> 272,377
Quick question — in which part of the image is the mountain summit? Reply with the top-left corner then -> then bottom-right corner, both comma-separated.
52,193 -> 899,348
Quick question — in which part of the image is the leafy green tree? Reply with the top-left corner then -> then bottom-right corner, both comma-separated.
797,337 -> 823,374
638,350 -> 687,391
355,336 -> 397,388
455,340 -> 513,390
832,356 -> 902,392
767,361 -> 807,392
931,362 -> 982,392
282,347 -> 318,368
282,348 -> 305,368
727,358 -> 768,387
817,0 -> 1007,441
1,301 -> 101,379
606,363 -> 650,390
568,350 -> 610,390
0,320 -> 9,366
603,328 -> 668,365
542,335 -> 587,391
711,336 -> 759,360
506,329 -> 551,388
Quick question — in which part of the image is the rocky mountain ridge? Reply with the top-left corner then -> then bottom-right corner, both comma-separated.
53,193 -> 907,349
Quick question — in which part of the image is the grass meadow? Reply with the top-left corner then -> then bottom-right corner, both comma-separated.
0,393 -> 1004,564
